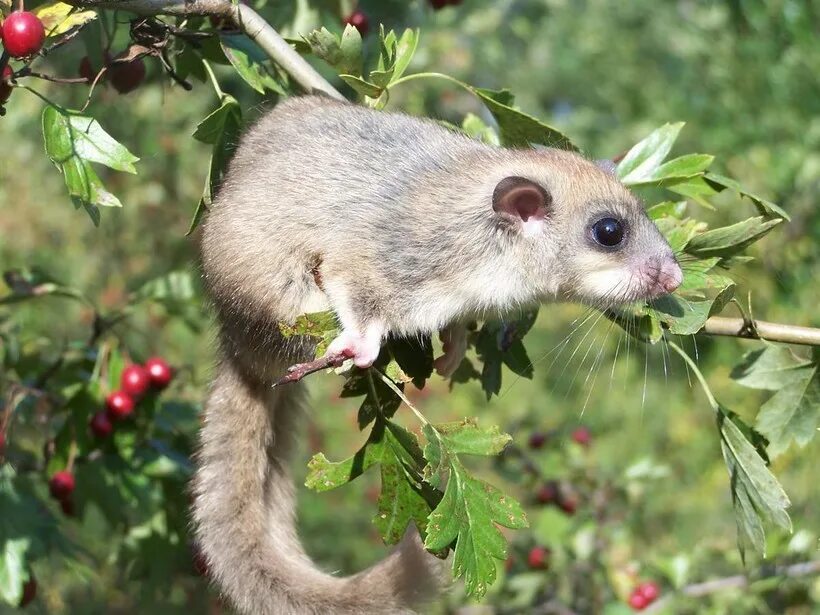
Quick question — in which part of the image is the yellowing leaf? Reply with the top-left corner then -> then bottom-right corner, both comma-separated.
34,2 -> 96,37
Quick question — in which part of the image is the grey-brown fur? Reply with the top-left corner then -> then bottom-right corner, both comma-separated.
194,95 -> 680,614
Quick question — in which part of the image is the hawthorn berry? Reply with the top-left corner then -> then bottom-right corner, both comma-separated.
78,54 -> 110,83
121,364 -> 151,398
0,431 -> 5,451
558,492 -> 578,515
343,9 -> 369,36
49,470 -> 75,501
144,356 -> 174,389
109,58 -> 146,94
106,390 -> 135,421
0,65 -> 14,104
90,411 -> 113,438
628,590 -> 649,610
571,426 -> 591,447
19,575 -> 37,607
2,12 -> 45,58
528,431 -> 547,449
536,481 -> 559,504
637,581 -> 660,603
527,546 -> 550,569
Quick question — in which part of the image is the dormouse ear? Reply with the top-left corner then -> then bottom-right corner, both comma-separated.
492,177 -> 551,224
595,159 -> 618,176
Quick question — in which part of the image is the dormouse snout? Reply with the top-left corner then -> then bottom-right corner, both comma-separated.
642,255 -> 683,298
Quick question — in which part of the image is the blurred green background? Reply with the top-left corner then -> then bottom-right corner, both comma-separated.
0,0 -> 817,612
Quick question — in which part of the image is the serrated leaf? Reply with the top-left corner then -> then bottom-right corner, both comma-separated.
647,200 -> 687,220
616,122 -> 684,184
651,283 -> 734,335
717,406 -> 791,556
424,457 -> 527,598
731,346 -> 813,391
685,216 -> 782,258
605,309 -> 663,344
34,2 -> 96,37
472,87 -> 576,150
754,364 -> 818,458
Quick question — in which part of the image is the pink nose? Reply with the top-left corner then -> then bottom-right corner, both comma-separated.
658,258 -> 683,293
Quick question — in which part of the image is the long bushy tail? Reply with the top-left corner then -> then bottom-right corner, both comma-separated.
192,354 -> 443,615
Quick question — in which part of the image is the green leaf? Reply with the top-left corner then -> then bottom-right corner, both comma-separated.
703,173 -> 790,220
189,96 -> 242,234
278,311 -> 339,356
605,309 -> 663,344
731,346 -> 813,391
461,113 -> 499,145
391,29 -> 419,82
623,153 -> 714,187
220,34 -> 282,94
42,104 -> 137,220
339,74 -> 383,98
651,283 -> 734,335
475,311 -> 539,398
302,27 -> 362,76
0,467 -> 59,606
472,88 -> 577,150
717,407 -> 791,556
684,216 -> 782,258
754,364 -> 818,458
616,122 -> 685,184
424,455 -> 527,598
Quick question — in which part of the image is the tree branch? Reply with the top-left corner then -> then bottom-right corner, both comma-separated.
64,0 -> 344,100
644,560 -> 820,613
701,316 -> 820,346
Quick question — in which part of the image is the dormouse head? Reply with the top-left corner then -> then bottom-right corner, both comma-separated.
490,150 -> 682,307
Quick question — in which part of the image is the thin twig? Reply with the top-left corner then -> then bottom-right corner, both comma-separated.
701,316 -> 820,346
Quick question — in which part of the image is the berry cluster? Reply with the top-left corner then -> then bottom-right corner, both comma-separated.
628,581 -> 661,610
91,357 -> 173,439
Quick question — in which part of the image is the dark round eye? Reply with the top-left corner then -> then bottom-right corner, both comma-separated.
592,217 -> 624,247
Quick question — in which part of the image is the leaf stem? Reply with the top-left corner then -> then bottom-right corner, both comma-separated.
668,340 -> 718,411
201,59 -> 224,100
373,369 -> 430,426
387,71 -> 468,90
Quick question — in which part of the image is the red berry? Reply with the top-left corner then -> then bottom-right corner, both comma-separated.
638,581 -> 660,603
89,411 -> 113,438
536,482 -> 559,504
0,431 -> 5,452
343,9 -> 369,36
121,364 -> 150,398
558,492 -> 578,515
49,470 -> 75,501
109,58 -> 146,94
528,432 -> 547,449
2,12 -> 45,58
105,390 -> 135,421
78,53 -> 111,83
144,357 -> 173,389
527,546 -> 550,570
571,426 -> 591,447
628,590 -> 649,610
0,65 -> 13,104
19,575 -> 37,607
